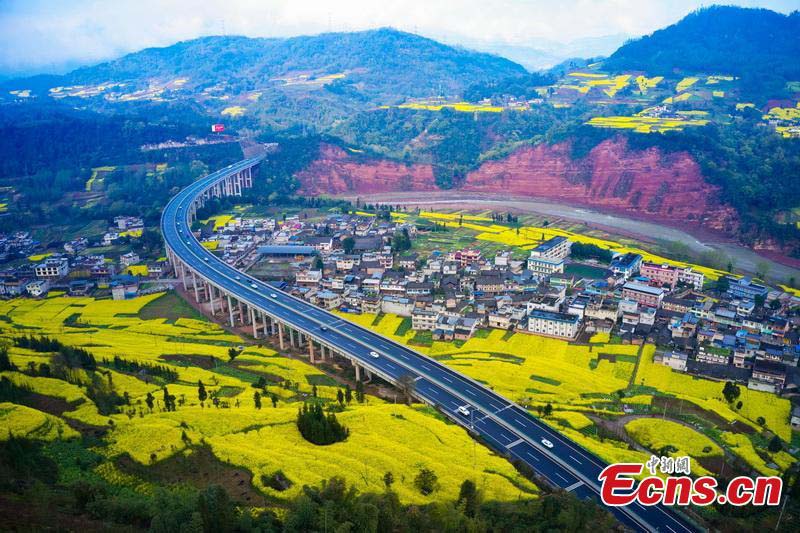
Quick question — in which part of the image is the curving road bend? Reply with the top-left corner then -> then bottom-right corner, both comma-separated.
161,158 -> 699,533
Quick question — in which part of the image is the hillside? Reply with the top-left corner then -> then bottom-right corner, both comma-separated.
605,6 -> 800,99
297,139 -> 738,234
7,29 -> 525,108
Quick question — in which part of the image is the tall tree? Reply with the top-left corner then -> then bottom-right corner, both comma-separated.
198,380 -> 207,406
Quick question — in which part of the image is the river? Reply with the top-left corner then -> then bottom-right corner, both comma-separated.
341,192 -> 800,283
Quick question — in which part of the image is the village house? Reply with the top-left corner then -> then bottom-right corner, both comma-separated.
527,309 -> 581,339
749,360 -> 787,393
527,256 -> 565,276
659,351 -> 689,371
25,279 -> 49,297
119,252 -> 140,267
529,236 -> 571,260
412,309 -> 439,331
622,281 -> 664,308
34,257 -> 69,278
610,253 -> 642,279
640,262 -> 680,289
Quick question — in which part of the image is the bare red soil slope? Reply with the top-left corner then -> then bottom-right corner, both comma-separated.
297,138 -> 738,233
298,144 -> 438,195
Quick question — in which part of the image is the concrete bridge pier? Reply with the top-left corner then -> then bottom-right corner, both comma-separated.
192,272 -> 200,301
208,284 -> 217,314
261,312 -> 269,338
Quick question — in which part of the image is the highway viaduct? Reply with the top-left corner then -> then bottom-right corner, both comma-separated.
161,156 -> 699,533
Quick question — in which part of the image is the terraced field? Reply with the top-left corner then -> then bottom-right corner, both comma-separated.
337,311 -> 795,478
0,293 -> 535,504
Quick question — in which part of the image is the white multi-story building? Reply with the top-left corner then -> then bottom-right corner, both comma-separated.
677,267 -> 705,290
527,310 -> 581,339
529,236 -> 571,260
25,279 -> 50,297
120,252 -> 140,267
660,351 -> 688,371
34,257 -> 69,278
296,270 -> 323,285
412,309 -> 439,331
527,256 -> 565,276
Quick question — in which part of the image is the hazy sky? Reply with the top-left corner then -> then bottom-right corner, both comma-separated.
1,0 -> 798,76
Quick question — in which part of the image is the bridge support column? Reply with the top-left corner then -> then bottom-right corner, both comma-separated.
191,272 -> 200,301
278,323 -> 285,350
309,341 -> 315,363
250,307 -> 257,338
261,313 -> 268,337
237,301 -> 244,326
209,285 -> 216,313
179,261 -> 188,290
355,363 -> 361,382
227,295 -> 235,327
289,328 -> 296,348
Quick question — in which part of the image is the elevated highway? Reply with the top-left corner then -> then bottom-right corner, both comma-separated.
161,157 -> 698,532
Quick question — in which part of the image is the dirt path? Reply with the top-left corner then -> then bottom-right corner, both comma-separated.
627,343 -> 646,389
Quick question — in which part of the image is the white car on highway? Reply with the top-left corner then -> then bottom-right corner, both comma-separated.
369,351 -> 380,358
457,405 -> 471,417
541,438 -> 554,449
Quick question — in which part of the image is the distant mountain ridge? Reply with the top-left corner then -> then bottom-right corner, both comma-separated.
46,28 -> 527,101
605,6 -> 800,97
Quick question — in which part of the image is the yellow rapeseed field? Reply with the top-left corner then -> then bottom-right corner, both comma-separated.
635,75 -> 663,94
398,101 -> 504,113
0,401 -> 81,441
587,114 -> 707,133
721,432 -> 779,476
625,418 -> 722,459
0,293 -> 535,503
676,77 -> 699,92
341,310 -> 794,475
125,264 -> 149,276
221,106 -> 245,117
201,214 -> 234,230
422,216 -> 727,281
635,345 -> 792,440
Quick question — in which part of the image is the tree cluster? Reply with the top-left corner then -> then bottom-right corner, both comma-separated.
296,402 -> 349,445
102,356 -> 178,382
14,335 -> 96,370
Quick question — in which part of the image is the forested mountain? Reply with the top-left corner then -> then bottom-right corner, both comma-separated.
11,29 -> 526,103
605,6 -> 800,98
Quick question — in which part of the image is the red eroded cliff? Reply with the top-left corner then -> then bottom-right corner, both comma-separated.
462,138 -> 738,232
297,139 -> 738,233
297,144 -> 438,195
